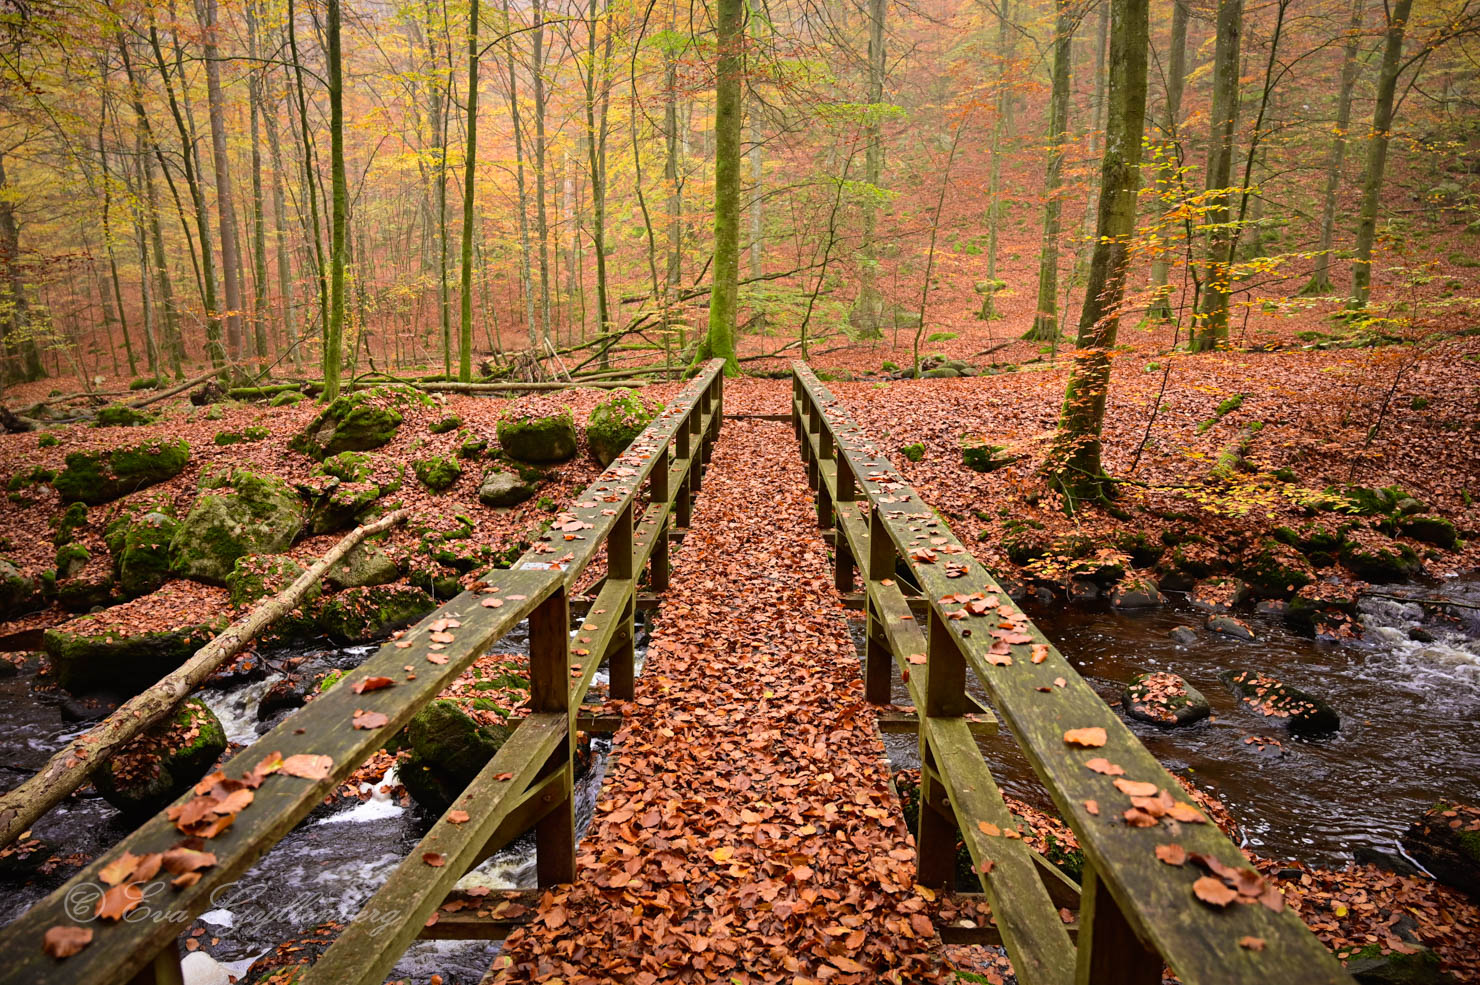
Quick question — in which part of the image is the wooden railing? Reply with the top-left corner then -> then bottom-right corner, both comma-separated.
0,360 -> 724,985
791,363 -> 1351,985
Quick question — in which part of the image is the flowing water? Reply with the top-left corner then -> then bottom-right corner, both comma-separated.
0,619 -> 641,984
873,576 -> 1480,869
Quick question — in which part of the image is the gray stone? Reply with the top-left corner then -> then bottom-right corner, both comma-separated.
1206,614 -> 1256,641
1169,625 -> 1199,645
169,468 -> 306,585
1110,575 -> 1164,608
1121,672 -> 1210,727
479,470 -> 535,508
326,541 -> 400,591
1220,669 -> 1340,733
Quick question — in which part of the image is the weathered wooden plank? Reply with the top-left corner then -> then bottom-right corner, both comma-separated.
0,570 -> 565,985
792,363 -> 1353,985
925,717 -> 1076,985
298,715 -> 568,985
417,890 -> 542,941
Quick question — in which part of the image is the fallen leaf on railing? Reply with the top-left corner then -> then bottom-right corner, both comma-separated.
42,925 -> 93,958
1063,727 -> 1107,748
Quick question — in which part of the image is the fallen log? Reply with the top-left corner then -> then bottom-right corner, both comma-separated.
414,378 -> 663,393
0,508 -> 408,849
128,369 -> 221,409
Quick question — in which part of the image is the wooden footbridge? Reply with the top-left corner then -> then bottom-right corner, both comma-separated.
0,361 -> 1353,984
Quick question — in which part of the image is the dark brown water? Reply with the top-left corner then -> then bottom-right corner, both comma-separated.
874,577 -> 1480,869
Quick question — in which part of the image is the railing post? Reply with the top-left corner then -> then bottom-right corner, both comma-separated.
833,458 -> 856,594
607,503 -> 636,700
650,447 -> 671,592
129,946 -> 185,985
1075,864 -> 1164,985
529,583 -> 575,886
917,608 -> 967,888
687,399 -> 704,492
864,508 -> 894,705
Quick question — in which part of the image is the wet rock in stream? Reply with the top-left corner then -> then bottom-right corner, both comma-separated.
1220,669 -> 1340,734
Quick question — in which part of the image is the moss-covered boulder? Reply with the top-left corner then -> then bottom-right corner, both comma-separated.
1220,669 -> 1339,734
92,698 -> 226,817
960,437 -> 1019,473
324,540 -> 399,591
399,699 -> 513,812
213,425 -> 270,446
585,389 -> 662,467
93,404 -> 156,428
899,442 -> 926,463
118,512 -> 178,598
52,502 -> 88,546
1109,574 -> 1163,608
56,569 -> 115,613
1273,520 -> 1349,567
169,467 -> 305,585
1400,802 -> 1480,901
497,408 -> 578,463
318,451 -> 375,482
269,390 -> 306,407
1122,672 -> 1209,727
297,475 -> 382,535
53,438 -> 190,505
289,385 -> 427,460
227,553 -> 312,607
412,454 -> 462,491
1341,536 -> 1420,582
478,469 -> 534,508
54,543 -> 90,579
457,429 -> 488,459
0,558 -> 38,614
44,613 -> 225,694
315,584 -> 437,643
1397,515 -> 1458,551
429,413 -> 463,435
1239,538 -> 1314,598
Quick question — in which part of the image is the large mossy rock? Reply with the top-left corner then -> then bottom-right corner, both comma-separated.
960,437 -> 1019,473
44,613 -> 226,694
325,540 -> 399,591
169,467 -> 305,585
399,699 -> 512,812
227,553 -> 312,607
0,558 -> 38,614
297,453 -> 402,535
53,438 -> 190,505
1397,515 -> 1459,551
1341,536 -> 1421,582
586,389 -> 662,467
118,512 -> 179,598
315,584 -> 437,643
1238,538 -> 1314,598
289,386 -> 427,460
92,698 -> 226,817
1109,574 -> 1163,608
1400,802 -> 1480,901
1121,672 -> 1209,727
412,454 -> 462,491
1220,669 -> 1339,734
478,469 -> 534,508
497,409 -> 578,463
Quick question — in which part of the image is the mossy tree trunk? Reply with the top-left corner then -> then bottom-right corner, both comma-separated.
1145,0 -> 1188,321
1189,0 -> 1242,353
324,0 -> 347,400
694,0 -> 743,376
1305,0 -> 1365,297
0,154 -> 45,383
198,0 -> 246,368
977,0 -> 1012,322
852,0 -> 887,340
1027,0 -> 1073,342
458,0 -> 481,382
1045,0 -> 1148,508
1350,0 -> 1412,309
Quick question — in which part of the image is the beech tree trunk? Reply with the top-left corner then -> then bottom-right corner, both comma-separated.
325,0 -> 347,399
458,0 -> 481,382
694,0 -> 742,375
0,155 -> 44,382
198,0 -> 246,367
1351,0 -> 1413,308
503,0 -> 539,355
0,511 -> 407,851
852,0 -> 887,339
1190,0 -> 1242,353
1146,0 -> 1189,320
977,0 -> 1012,322
1027,0 -> 1073,342
1046,0 -> 1149,507
1305,0 -> 1365,296
532,0 -> 553,344
246,0 -> 271,370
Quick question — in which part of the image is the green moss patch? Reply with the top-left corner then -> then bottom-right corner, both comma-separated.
53,438 -> 190,505
585,389 -> 662,467
497,408 -> 578,464
92,698 -> 226,817
413,454 -> 463,491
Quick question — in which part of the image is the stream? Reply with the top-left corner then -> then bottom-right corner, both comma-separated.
873,576 -> 1480,870
2,579 -> 1477,981
0,618 -> 642,984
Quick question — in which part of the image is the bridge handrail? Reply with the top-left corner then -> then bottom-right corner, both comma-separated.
791,362 -> 1351,985
0,361 -> 725,985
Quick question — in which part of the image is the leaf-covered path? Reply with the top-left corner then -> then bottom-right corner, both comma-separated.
490,418 -> 968,984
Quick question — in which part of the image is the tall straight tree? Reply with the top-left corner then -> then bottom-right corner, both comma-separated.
976,0 -> 1012,321
1045,0 -> 1149,507
502,0 -> 539,353
459,0 -> 482,381
694,0 -> 742,375
1145,0 -> 1189,320
1027,0 -> 1074,342
198,0 -> 246,368
1350,0 -> 1412,308
245,0 -> 271,369
850,0 -> 887,338
1189,0 -> 1242,352
1304,0 -> 1365,296
324,0 -> 348,399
